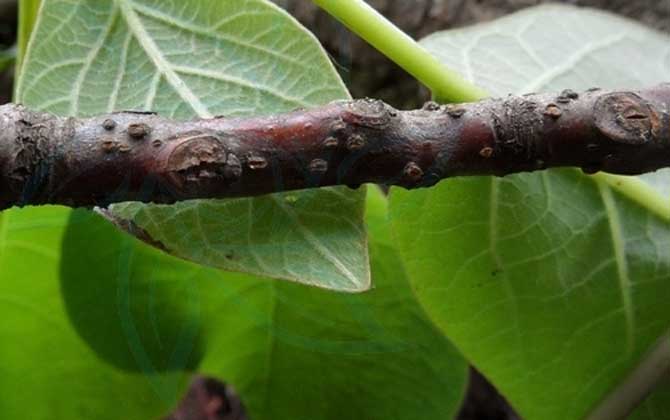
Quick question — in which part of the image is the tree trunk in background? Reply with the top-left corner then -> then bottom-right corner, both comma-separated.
273,0 -> 670,108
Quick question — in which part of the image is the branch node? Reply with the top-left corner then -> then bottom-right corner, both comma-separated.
543,104 -> 562,119
346,134 -> 366,150
127,122 -> 151,140
247,154 -> 268,170
594,92 -> 658,145
102,119 -> 117,131
309,158 -> 328,173
403,161 -> 424,184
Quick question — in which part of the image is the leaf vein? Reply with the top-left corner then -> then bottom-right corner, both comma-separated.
115,0 -> 213,118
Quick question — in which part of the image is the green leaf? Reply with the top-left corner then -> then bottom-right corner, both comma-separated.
15,0 -> 369,292
0,207 -> 188,419
0,190 -> 469,419
390,5 -> 670,420
16,0 -> 41,77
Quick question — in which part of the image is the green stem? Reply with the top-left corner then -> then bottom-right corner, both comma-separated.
312,0 -> 487,103
594,173 -> 670,222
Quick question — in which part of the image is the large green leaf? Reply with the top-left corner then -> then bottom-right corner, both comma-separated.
390,5 -> 670,420
0,207 -> 190,418
2,0 -> 469,418
16,0 -> 369,291
0,189 -> 468,419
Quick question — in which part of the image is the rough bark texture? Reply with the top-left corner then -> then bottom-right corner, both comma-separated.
273,0 -> 670,108
1,84 -> 669,210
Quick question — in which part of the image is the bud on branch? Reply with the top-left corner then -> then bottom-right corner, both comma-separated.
1,84 -> 669,210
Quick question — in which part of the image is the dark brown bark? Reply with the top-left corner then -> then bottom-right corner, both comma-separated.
1,84 -> 669,210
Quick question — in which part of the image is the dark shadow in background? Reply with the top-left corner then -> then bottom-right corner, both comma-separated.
59,208 -> 203,374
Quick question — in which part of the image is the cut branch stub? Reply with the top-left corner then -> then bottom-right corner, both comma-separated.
594,92 -> 661,145
163,132 -> 238,191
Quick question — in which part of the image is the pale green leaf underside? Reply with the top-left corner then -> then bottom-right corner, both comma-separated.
16,0 -> 369,291
391,5 -> 670,420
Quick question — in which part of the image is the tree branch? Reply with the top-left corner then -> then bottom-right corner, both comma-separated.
1,84 -> 669,210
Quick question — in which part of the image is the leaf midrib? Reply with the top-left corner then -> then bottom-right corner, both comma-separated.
128,1 -> 311,70
597,180 -> 635,354
114,0 -> 213,118
271,195 -> 365,290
